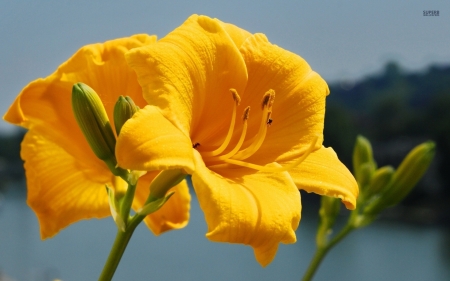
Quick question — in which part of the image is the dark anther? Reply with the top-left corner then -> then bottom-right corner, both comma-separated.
193,142 -> 201,148
267,118 -> 273,126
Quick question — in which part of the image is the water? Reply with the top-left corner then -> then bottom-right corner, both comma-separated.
1,184 -> 449,281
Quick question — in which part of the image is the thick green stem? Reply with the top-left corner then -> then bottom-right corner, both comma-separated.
98,214 -> 145,281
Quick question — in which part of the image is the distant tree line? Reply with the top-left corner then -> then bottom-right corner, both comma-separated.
323,62 -> 450,224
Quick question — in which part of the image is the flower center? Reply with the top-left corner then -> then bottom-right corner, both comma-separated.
194,89 -> 317,172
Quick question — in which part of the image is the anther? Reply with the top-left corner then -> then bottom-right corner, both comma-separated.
261,89 -> 275,109
267,118 -> 273,126
230,88 -> 241,105
193,143 -> 200,148
243,106 -> 250,121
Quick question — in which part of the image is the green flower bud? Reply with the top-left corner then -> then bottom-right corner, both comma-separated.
72,83 -> 127,177
149,169 -> 187,200
363,141 -> 435,216
367,165 -> 394,197
113,96 -> 139,135
72,83 -> 116,161
358,162 -> 375,190
353,135 -> 376,186
383,141 -> 435,207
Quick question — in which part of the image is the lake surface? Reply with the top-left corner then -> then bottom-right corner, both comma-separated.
1,183 -> 449,281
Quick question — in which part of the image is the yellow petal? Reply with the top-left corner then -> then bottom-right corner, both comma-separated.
191,150 -> 300,266
288,146 -> 359,209
116,105 -> 195,173
3,35 -> 157,169
133,171 -> 191,235
237,33 -> 329,164
220,21 -> 253,48
21,130 -> 112,239
125,15 -> 248,143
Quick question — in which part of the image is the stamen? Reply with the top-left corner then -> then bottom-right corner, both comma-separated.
202,89 -> 241,157
223,135 -> 319,172
218,107 -> 250,160
230,88 -> 241,105
231,90 -> 275,160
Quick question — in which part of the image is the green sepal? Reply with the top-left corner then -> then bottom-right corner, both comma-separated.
137,192 -> 175,217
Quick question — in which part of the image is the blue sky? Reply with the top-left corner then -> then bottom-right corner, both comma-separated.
1,0 -> 449,132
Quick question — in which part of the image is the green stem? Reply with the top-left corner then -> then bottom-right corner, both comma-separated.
301,219 -> 357,281
98,214 -> 145,281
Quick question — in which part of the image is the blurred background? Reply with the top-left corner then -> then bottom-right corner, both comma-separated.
1,0 -> 449,280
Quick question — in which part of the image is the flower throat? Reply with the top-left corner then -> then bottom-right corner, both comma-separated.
194,89 -> 318,172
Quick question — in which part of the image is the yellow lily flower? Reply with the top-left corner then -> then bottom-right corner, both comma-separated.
3,35 -> 191,239
116,15 -> 358,266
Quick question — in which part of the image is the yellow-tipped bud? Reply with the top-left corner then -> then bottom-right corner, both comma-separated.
353,135 -> 376,186
113,96 -> 139,135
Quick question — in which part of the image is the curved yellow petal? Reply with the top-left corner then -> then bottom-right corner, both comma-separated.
288,146 -> 359,209
116,106 -> 195,173
3,34 -> 157,169
220,22 -> 253,48
133,171 -> 191,235
191,150 -> 300,266
236,33 -> 329,164
125,15 -> 248,144
22,130 -> 112,239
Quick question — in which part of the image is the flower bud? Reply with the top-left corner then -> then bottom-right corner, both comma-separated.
383,141 -> 435,207
358,162 -> 375,191
113,96 -> 139,135
72,83 -> 127,177
367,165 -> 394,197
149,169 -> 187,200
363,141 -> 435,216
353,135 -> 376,186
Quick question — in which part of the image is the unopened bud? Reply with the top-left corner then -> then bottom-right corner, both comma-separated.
114,96 -> 139,135
353,135 -> 376,185
367,166 -> 394,197
149,169 -> 186,200
363,141 -> 435,216
383,141 -> 435,207
72,83 -> 127,177
72,83 -> 116,161
358,162 -> 375,191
